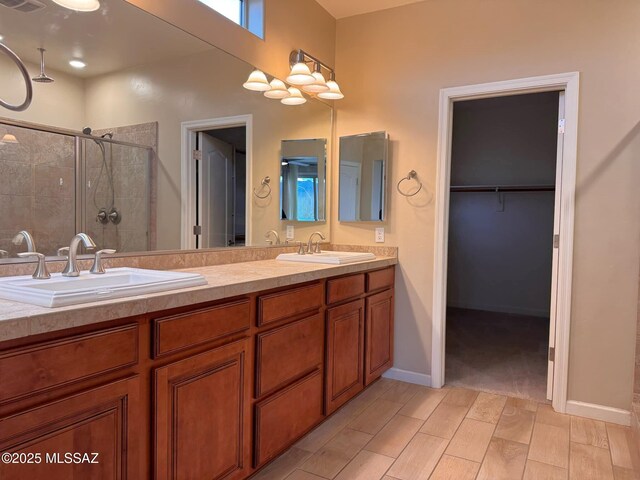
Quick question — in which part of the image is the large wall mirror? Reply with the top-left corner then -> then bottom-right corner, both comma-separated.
0,0 -> 332,262
338,131 -> 388,222
280,138 -> 327,222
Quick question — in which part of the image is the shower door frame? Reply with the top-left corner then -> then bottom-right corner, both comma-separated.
431,72 -> 580,416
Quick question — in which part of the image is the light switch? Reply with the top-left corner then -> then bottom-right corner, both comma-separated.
375,227 -> 385,243
286,225 -> 295,240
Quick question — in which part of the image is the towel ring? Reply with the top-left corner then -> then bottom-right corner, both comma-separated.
397,170 -> 422,197
253,176 -> 272,199
0,43 -> 33,112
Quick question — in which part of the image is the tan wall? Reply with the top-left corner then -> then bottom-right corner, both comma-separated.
332,0 -> 640,410
125,0 -> 336,80
84,48 -> 332,250
0,57 -> 85,129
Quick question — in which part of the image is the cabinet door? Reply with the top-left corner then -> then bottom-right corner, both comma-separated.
365,289 -> 394,385
0,376 -> 141,480
325,299 -> 365,414
154,338 -> 250,480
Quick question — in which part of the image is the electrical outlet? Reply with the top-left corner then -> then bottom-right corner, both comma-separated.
375,227 -> 385,243
286,225 -> 295,240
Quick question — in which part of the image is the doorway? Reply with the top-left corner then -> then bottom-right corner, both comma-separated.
181,115 -> 252,250
432,73 -> 579,413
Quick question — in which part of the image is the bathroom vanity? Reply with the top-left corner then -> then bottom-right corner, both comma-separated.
0,258 -> 395,480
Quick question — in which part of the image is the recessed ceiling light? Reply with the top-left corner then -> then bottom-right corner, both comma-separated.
69,59 -> 87,69
51,0 -> 100,12
0,35 -> 4,42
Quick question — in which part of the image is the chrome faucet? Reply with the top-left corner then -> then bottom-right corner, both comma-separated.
62,233 -> 97,277
307,232 -> 326,254
12,230 -> 36,252
265,230 -> 281,245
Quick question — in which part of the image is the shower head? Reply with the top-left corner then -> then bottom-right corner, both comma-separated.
32,48 -> 54,83
82,127 -> 92,135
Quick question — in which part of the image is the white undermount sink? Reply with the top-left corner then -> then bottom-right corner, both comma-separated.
276,251 -> 376,265
0,267 -> 207,308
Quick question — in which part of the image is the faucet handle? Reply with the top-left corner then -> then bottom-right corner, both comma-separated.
57,246 -> 69,257
17,252 -> 51,280
314,241 -> 322,254
90,249 -> 116,275
297,241 -> 306,255
0,250 -> 8,259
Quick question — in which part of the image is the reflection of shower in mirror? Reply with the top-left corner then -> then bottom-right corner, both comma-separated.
83,126 -> 120,225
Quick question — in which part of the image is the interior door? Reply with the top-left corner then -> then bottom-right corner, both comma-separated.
547,91 -> 565,401
199,132 -> 235,248
339,162 -> 361,221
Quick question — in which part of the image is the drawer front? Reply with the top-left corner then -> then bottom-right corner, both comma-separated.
153,299 -> 251,358
0,324 -> 138,404
367,267 -> 395,292
255,314 -> 324,398
327,273 -> 365,305
254,369 -> 323,467
258,283 -> 323,327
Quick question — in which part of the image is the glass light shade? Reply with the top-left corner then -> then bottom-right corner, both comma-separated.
69,59 -> 87,69
302,72 -> 329,93
286,62 -> 315,85
318,80 -> 344,100
281,88 -> 306,106
51,0 -> 100,11
264,79 -> 289,99
243,69 -> 271,91
1,134 -> 18,144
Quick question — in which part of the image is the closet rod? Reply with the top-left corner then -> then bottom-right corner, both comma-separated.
450,184 -> 555,193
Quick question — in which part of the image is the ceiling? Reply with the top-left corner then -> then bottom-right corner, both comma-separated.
316,0 -> 425,19
0,0 -> 212,78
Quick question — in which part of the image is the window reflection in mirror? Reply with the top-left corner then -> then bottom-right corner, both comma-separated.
280,139 -> 327,222
338,132 -> 388,222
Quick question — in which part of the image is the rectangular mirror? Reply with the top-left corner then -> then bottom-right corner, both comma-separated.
0,0 -> 332,262
338,131 -> 388,222
280,138 -> 327,222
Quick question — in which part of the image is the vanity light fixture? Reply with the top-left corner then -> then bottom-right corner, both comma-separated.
1,133 -> 19,144
286,51 -> 315,86
318,72 -> 344,100
302,63 -> 329,94
242,69 -> 271,91
264,78 -> 289,99
281,87 -> 306,106
69,59 -> 86,69
51,0 -> 100,12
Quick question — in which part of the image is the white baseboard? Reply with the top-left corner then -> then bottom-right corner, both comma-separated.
383,368 -> 432,387
565,400 -> 630,426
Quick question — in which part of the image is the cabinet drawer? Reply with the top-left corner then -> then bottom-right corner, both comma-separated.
0,324 -> 138,404
254,369 -> 323,466
327,273 -> 365,305
153,299 -> 250,358
367,267 -> 395,292
258,283 -> 323,327
255,314 -> 324,398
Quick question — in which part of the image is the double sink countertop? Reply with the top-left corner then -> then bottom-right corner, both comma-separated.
0,256 -> 397,343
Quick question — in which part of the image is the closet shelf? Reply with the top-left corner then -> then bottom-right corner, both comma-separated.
450,184 -> 555,193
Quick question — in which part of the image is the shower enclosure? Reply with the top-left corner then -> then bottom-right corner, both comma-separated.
0,119 -> 154,258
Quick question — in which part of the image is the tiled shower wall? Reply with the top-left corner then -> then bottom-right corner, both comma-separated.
87,122 -> 157,253
0,125 -> 75,257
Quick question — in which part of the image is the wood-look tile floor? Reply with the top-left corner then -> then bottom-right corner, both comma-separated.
251,379 -> 639,480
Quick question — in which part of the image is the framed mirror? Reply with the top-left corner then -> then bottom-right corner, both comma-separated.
280,138 -> 327,222
338,131 -> 388,222
0,0 -> 333,262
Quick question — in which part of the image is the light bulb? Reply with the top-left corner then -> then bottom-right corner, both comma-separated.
318,80 -> 344,100
264,78 -> 289,99
51,0 -> 100,12
243,69 -> 271,92
281,87 -> 306,106
286,62 -> 315,86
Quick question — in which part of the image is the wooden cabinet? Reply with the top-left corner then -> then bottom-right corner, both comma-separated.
365,289 -> 394,385
0,376 -> 141,480
325,299 -> 365,414
154,338 -> 251,480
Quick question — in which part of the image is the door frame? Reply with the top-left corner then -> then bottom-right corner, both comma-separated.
180,114 -> 253,249
431,72 -> 579,413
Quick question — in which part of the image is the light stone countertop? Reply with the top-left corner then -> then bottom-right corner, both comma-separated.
0,256 -> 397,343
